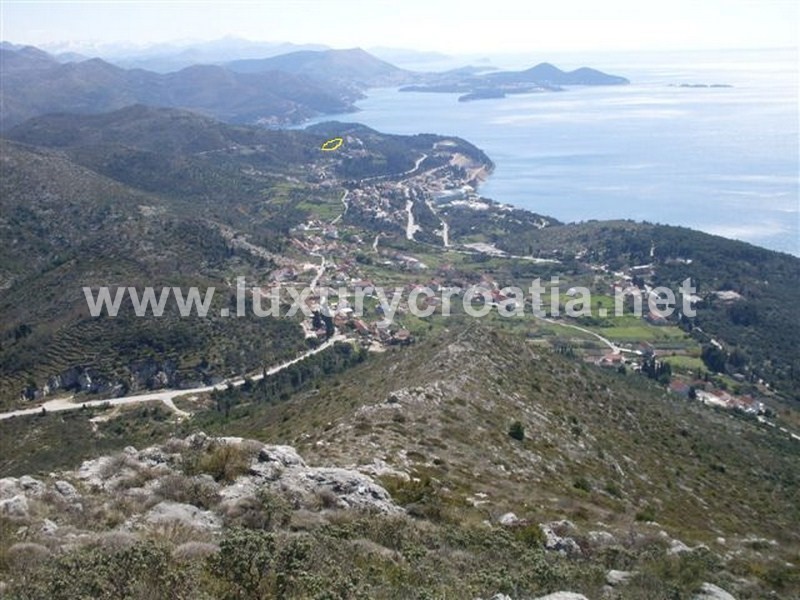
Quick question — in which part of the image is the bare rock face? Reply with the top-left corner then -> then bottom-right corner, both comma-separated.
533,593 -> 590,600
693,583 -> 737,600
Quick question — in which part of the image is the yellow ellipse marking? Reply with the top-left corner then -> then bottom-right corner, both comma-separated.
320,137 -> 344,152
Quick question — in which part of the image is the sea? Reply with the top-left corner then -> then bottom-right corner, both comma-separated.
306,48 -> 799,256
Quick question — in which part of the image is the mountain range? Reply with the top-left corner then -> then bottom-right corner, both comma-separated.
0,45 -> 356,130
0,44 -> 630,128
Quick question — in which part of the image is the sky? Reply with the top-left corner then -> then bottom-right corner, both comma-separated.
1,0 -> 798,55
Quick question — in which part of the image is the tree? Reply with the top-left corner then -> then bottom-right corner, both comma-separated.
508,420 -> 525,441
701,345 -> 727,373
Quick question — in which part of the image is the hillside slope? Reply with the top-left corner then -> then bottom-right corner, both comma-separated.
1,324 -> 796,598
0,46 -> 355,129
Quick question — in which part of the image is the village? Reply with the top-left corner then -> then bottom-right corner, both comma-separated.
250,137 -> 773,421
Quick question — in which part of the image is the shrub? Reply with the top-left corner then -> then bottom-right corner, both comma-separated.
209,529 -> 276,597
573,477 -> 592,493
155,474 -> 220,509
508,421 -> 525,441
172,542 -> 219,562
635,504 -> 658,522
7,543 -> 51,572
186,443 -> 251,483
512,522 -> 546,548
223,488 -> 292,530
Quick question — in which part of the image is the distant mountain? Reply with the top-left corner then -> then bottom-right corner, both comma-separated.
118,41 -> 333,73
0,45 -> 356,130
227,48 -> 413,87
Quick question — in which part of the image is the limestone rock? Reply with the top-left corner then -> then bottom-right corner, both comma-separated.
0,495 -> 29,519
499,512 -> 519,526
257,445 -> 306,468
0,478 -> 20,500
606,570 -> 634,586
587,530 -> 616,546
539,521 -> 582,557
54,480 -> 80,501
143,501 -> 222,531
18,476 -> 45,496
693,582 -> 737,600
40,519 -> 58,535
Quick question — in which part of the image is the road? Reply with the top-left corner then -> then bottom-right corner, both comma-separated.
534,316 -> 622,354
359,153 -> 429,183
330,190 -> 349,225
0,335 -> 346,421
309,255 -> 326,290
406,153 -> 428,175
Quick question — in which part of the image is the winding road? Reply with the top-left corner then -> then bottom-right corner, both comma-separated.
0,335 -> 346,421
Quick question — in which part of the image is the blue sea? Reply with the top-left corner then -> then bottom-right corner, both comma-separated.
310,49 -> 799,255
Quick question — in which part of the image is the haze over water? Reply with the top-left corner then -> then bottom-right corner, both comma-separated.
316,49 -> 799,256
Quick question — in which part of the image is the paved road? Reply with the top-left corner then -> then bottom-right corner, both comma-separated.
330,190 -> 349,225
0,335 -> 346,421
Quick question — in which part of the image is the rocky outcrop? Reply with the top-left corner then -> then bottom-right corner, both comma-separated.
539,520 -> 582,557
221,441 -> 401,515
34,435 -> 401,532
142,501 -> 222,531
606,569 -> 634,586
21,357 -> 205,402
0,494 -> 29,519
693,583 -> 737,600
587,530 -> 616,547
0,475 -> 48,518
498,512 -> 519,526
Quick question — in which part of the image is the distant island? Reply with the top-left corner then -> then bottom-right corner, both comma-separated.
458,89 -> 508,102
668,83 -> 734,88
402,62 -> 628,102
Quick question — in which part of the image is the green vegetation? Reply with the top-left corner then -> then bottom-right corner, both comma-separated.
6,510 -> 783,599
508,420 -> 525,441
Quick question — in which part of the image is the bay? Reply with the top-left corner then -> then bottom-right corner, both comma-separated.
309,49 -> 799,255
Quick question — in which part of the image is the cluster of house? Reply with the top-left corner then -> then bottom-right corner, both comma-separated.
668,380 -> 765,415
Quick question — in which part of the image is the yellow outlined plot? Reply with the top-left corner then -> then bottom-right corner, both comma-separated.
320,137 -> 344,152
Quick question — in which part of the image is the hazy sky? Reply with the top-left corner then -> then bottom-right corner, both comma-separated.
1,0 -> 798,54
